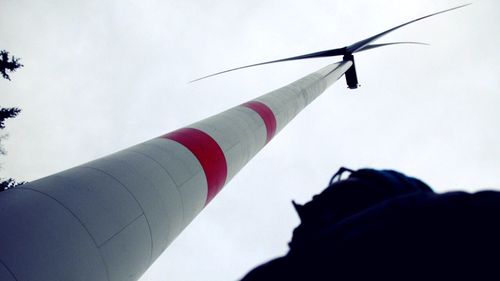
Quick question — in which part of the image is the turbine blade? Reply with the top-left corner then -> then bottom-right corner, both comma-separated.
190,47 -> 347,82
347,3 -> 470,53
191,4 -> 469,83
355,41 -> 429,52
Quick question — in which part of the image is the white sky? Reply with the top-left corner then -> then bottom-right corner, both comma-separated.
1,1 -> 500,280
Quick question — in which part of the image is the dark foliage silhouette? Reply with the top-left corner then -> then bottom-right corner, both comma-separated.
0,50 -> 23,81
0,107 -> 21,129
0,50 -> 25,191
0,178 -> 25,192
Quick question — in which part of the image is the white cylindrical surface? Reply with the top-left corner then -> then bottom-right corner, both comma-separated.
0,61 -> 351,281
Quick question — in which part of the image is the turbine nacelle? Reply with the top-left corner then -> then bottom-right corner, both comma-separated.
343,53 -> 359,89
192,4 -> 470,90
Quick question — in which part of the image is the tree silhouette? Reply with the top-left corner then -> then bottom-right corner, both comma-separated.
1,50 -> 24,191
0,50 -> 23,81
0,107 -> 21,129
0,178 -> 25,191
0,107 -> 21,156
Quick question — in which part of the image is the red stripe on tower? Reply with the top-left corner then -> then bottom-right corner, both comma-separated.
161,128 -> 227,205
242,101 -> 277,143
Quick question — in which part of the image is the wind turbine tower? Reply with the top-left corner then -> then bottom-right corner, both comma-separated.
0,5 -> 468,281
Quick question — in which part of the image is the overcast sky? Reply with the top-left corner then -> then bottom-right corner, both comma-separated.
1,0 -> 500,280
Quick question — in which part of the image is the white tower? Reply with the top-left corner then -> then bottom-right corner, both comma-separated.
0,61 -> 351,281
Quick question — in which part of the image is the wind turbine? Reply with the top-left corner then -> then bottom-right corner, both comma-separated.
0,4 -> 469,281
192,4 -> 469,89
